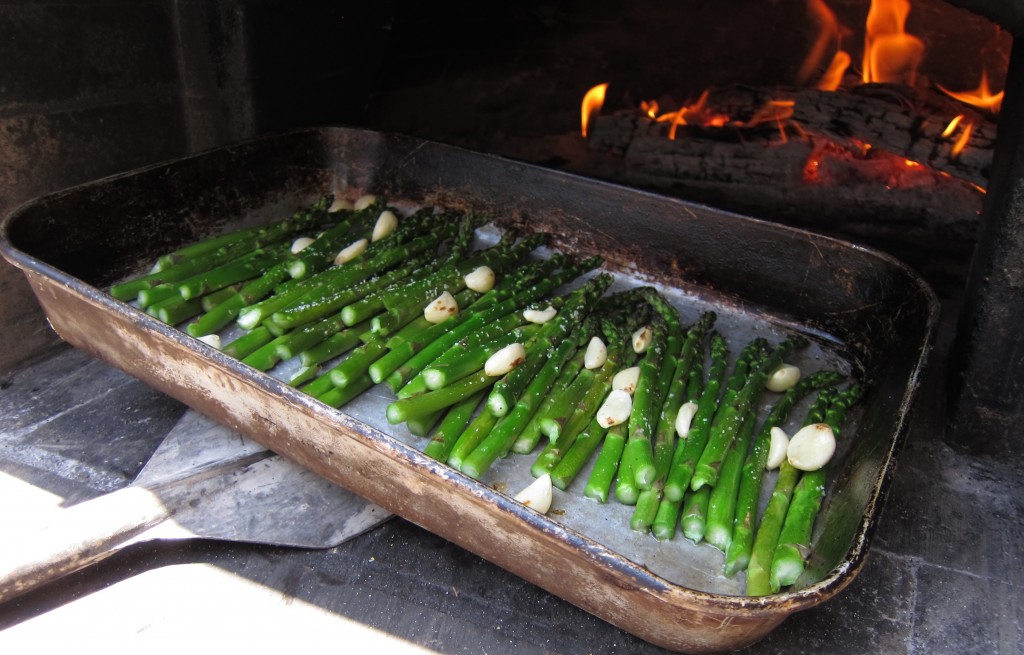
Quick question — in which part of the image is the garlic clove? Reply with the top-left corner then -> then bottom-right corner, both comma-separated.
328,197 -> 353,213
611,366 -> 641,395
766,426 -> 790,470
766,363 -> 802,392
787,423 -> 836,471
632,325 -> 654,353
197,334 -> 221,349
675,401 -> 699,438
596,389 -> 633,427
484,343 -> 526,376
584,336 -> 607,369
514,473 -> 553,514
334,238 -> 368,265
372,210 -> 398,241
424,291 -> 460,324
464,265 -> 496,293
523,305 -> 557,324
353,194 -> 377,210
290,236 -> 315,254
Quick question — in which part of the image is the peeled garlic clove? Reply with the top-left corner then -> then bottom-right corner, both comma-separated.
197,334 -> 221,349
766,426 -> 790,470
372,210 -> 398,241
632,325 -> 653,353
597,389 -> 633,427
524,305 -> 557,324
328,197 -> 353,213
485,342 -> 526,376
675,401 -> 699,438
353,194 -> 377,210
464,265 -> 496,293
787,423 -> 836,471
424,291 -> 460,324
290,236 -> 315,254
611,366 -> 641,395
584,336 -> 607,369
766,363 -> 802,392
334,238 -> 368,265
514,473 -> 553,515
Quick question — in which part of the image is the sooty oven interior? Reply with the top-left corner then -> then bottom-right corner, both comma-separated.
244,0 -> 1020,454
3,0 -> 1020,452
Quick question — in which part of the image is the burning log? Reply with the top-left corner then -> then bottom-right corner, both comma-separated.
582,89 -> 985,254
588,83 -> 995,188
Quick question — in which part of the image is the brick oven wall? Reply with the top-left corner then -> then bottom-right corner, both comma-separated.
0,1 -> 255,373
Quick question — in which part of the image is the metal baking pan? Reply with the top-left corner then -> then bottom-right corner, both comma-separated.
0,127 -> 937,652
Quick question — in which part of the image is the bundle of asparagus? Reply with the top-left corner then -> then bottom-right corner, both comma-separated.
108,192 -> 865,596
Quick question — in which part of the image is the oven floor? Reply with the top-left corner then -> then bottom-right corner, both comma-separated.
0,293 -> 1020,653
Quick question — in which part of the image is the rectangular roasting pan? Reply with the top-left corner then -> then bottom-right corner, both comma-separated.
0,127 -> 938,653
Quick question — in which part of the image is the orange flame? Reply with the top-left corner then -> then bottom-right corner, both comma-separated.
951,121 -> 973,158
937,71 -> 1004,113
799,0 -> 842,85
862,0 -> 925,85
581,83 -> 608,138
817,50 -> 852,91
743,99 -> 798,142
941,114 -> 964,138
647,90 -> 731,140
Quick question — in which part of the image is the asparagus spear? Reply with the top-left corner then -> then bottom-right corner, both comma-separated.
745,388 -> 834,597
222,326 -> 274,359
297,319 -> 375,367
298,367 -> 338,399
723,369 -> 845,577
176,245 -> 290,300
691,334 -> 809,491
383,255 -> 597,395
318,374 -> 374,409
681,486 -> 711,543
541,315 -> 644,491
420,319 -> 541,390
618,314 -> 670,492
583,422 -> 627,503
535,350 -> 593,443
460,326 -> 589,479
651,356 -> 705,540
151,195 -> 334,272
663,333 -> 730,501
513,347 -> 589,456
513,308 -> 630,457
487,273 -> 613,417
703,413 -> 757,551
630,311 -> 716,531
200,287 -> 238,312
549,417 -> 607,491
331,289 -> 479,390
113,237 -> 269,302
370,233 -> 548,336
652,311 -> 716,481
386,370 -> 495,425
369,256 -> 566,386
236,218 -> 461,331
769,383 -> 865,591
147,295 -> 204,325
110,195 -> 333,300
529,341 -> 622,478
446,403 -> 501,471
185,260 -> 294,337
269,248 -> 438,331
285,200 -> 385,280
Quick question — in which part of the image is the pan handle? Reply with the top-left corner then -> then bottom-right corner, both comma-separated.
0,485 -> 169,602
